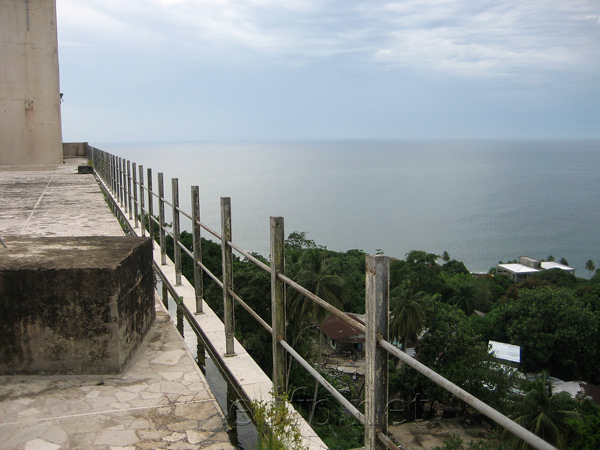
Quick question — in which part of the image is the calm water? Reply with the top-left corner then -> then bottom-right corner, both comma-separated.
100,139 -> 600,274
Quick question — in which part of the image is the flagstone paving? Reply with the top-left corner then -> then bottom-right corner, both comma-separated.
0,300 -> 235,450
0,159 -> 235,449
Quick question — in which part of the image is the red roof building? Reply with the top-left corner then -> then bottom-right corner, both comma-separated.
320,314 -> 365,353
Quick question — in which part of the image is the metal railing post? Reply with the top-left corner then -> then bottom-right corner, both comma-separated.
162,282 -> 169,309
270,216 -> 286,396
172,178 -> 182,285
123,160 -> 129,215
113,155 -> 117,195
147,168 -> 154,245
365,255 -> 390,450
132,162 -> 139,228
192,186 -> 203,314
158,172 -> 167,265
115,157 -> 120,203
119,157 -> 125,207
139,165 -> 146,237
98,149 -> 102,180
110,154 -> 113,192
127,160 -> 132,218
114,156 -> 118,196
221,197 -> 235,356
110,155 -> 116,194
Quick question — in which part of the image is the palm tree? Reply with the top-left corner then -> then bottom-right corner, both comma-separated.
288,248 -> 346,327
287,248 -> 346,424
441,251 -> 451,263
390,293 -> 426,351
451,284 -> 476,316
504,371 -> 580,449
585,259 -> 596,278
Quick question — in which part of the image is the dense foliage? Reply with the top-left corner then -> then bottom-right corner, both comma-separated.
160,225 -> 600,450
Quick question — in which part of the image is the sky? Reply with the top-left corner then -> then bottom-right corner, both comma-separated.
56,0 -> 600,143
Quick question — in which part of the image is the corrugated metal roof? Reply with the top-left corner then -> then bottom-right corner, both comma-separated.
540,261 -> 575,271
497,263 -> 540,274
489,340 -> 521,363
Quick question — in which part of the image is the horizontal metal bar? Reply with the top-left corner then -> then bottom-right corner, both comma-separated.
279,339 -> 365,425
198,260 -> 223,288
228,288 -> 272,333
178,208 -> 193,221
227,240 -> 270,272
279,273 -> 366,334
197,219 -> 221,240
177,241 -> 193,259
378,339 -> 556,450
378,431 -> 402,450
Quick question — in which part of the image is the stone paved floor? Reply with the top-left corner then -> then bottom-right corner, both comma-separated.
0,158 -> 124,238
0,160 -> 235,449
0,300 -> 235,450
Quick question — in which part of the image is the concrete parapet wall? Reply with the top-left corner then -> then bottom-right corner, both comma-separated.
0,236 -> 155,375
63,142 -> 89,158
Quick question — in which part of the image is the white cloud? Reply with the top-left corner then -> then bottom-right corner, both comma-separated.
57,0 -> 600,81
56,0 -> 600,141
367,0 -> 600,83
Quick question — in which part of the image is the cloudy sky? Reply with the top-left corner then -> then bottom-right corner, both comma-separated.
56,0 -> 600,143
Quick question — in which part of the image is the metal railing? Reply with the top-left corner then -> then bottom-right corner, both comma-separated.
87,145 -> 557,450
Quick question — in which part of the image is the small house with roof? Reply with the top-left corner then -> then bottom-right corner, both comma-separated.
496,256 -> 575,282
320,313 -> 365,353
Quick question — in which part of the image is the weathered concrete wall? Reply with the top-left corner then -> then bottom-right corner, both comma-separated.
0,236 -> 155,374
63,142 -> 89,158
0,0 -> 63,165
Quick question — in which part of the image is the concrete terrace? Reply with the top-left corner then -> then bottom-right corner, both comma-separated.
0,159 -> 235,450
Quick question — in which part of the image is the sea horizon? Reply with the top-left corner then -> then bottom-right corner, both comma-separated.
99,138 -> 600,275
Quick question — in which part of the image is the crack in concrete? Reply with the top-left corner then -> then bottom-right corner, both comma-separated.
20,175 -> 54,235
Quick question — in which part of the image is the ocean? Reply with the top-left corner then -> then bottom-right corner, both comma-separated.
100,139 -> 600,275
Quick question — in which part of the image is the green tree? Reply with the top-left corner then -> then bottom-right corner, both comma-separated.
504,372 -> 579,450
287,248 -> 347,424
451,284 -> 476,316
585,260 -> 596,278
442,259 -> 470,275
233,255 -> 273,372
441,251 -> 451,263
407,299 -> 515,413
391,250 -> 450,299
559,257 -> 569,266
285,231 -> 319,251
575,285 -> 600,312
326,248 -> 366,314
569,399 -> 600,450
390,291 -> 426,351
495,287 -> 600,382
288,248 -> 347,328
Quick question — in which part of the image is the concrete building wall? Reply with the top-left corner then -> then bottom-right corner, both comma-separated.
0,0 -> 63,165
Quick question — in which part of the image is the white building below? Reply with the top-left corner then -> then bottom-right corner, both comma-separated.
496,256 -> 575,282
